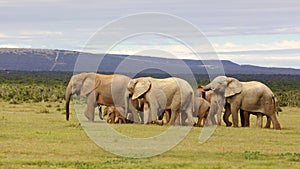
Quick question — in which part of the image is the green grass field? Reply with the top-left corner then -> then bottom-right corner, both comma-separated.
0,101 -> 300,169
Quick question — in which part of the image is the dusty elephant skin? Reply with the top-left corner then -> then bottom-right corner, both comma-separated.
203,76 -> 281,130
65,72 -> 132,121
193,97 -> 210,127
199,85 -> 271,128
127,77 -> 195,126
103,106 -> 127,124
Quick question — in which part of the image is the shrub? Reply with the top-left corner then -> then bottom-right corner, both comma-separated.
242,151 -> 260,160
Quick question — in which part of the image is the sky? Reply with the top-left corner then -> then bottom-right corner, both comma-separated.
0,0 -> 300,68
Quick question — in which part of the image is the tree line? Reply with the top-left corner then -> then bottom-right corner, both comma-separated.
0,70 -> 299,107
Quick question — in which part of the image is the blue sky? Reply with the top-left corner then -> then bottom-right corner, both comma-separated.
0,0 -> 299,68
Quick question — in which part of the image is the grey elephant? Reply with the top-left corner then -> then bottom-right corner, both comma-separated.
203,76 -> 281,129
199,85 -> 272,128
65,72 -> 137,122
127,77 -> 194,125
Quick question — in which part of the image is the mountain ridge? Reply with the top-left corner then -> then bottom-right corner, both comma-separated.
0,48 -> 299,75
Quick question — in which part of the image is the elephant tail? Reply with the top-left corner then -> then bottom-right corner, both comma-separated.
272,96 -> 278,115
192,94 -> 195,115
65,80 -> 73,121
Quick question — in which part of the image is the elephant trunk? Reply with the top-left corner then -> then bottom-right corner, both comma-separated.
203,83 -> 212,91
124,90 -> 130,120
65,82 -> 73,121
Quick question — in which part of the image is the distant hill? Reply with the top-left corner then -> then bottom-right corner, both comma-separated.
0,48 -> 300,75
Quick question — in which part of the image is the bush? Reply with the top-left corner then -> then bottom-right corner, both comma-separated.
242,151 -> 260,160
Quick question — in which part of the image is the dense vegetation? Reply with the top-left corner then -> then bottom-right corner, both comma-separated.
0,71 -> 71,104
0,70 -> 299,107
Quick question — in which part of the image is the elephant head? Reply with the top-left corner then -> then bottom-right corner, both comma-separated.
65,72 -> 99,121
204,76 -> 242,97
128,78 -> 151,100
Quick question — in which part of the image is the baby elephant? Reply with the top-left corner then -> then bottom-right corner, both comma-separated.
104,106 -> 127,124
194,97 -> 210,127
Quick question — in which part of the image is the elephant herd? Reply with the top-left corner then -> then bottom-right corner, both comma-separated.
65,72 -> 281,129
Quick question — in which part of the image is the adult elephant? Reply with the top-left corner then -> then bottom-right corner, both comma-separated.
127,77 -> 194,126
65,72 -> 136,122
203,76 -> 281,129
199,85 -> 272,128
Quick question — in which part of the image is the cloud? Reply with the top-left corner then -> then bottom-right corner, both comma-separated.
218,53 -> 300,68
0,44 -> 31,48
0,33 -> 7,38
212,40 -> 300,53
211,40 -> 300,68
20,31 -> 63,36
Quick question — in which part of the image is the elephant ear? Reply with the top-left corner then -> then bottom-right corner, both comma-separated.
225,77 -> 242,97
127,79 -> 138,93
80,73 -> 98,96
132,79 -> 151,100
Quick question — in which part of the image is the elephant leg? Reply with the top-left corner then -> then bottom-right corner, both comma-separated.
245,111 -> 251,127
126,113 -> 134,123
210,111 -> 217,125
216,109 -> 222,126
256,113 -> 263,128
241,110 -> 253,127
120,112 -> 127,123
223,103 -> 232,127
255,113 -> 262,128
186,110 -> 195,126
269,114 -> 281,130
196,114 -> 204,127
240,109 -> 245,127
85,93 -> 96,121
111,112 -> 116,123
128,100 -> 141,124
106,113 -> 111,123
202,116 -> 207,126
200,110 -> 208,126
115,110 -> 124,124
196,117 -> 201,127
264,115 -> 271,128
230,105 -> 239,128
165,110 -> 170,124
158,111 -> 164,121
138,111 -> 144,124
118,115 -> 126,124
143,103 -> 151,124
98,105 -> 103,120
106,111 -> 114,123
168,109 -> 178,125
175,111 -> 181,125
180,111 -> 187,125
132,111 -> 140,123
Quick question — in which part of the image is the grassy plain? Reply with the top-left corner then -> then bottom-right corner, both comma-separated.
0,101 -> 300,169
